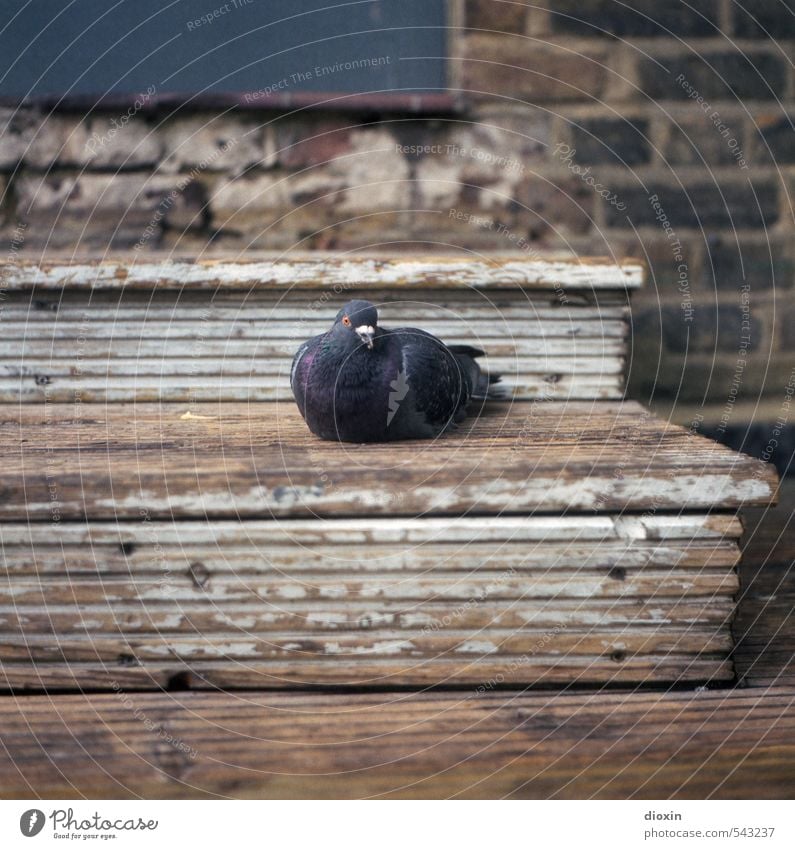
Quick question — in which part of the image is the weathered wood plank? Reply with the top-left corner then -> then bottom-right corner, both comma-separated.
734,478 -> 795,688
0,256 -> 645,291
2,687 -> 792,799
0,571 -> 742,604
0,541 -> 741,574
2,374 -> 625,403
0,402 -> 777,519
0,656 -> 734,691
2,354 -> 628,376
1,339 -> 624,358
0,304 -> 631,323
0,627 -> 734,662
0,320 -> 629,339
0,514 -> 746,545
0,273 -> 633,401
0,599 -> 738,634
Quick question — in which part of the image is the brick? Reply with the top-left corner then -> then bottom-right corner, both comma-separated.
465,0 -> 527,33
625,235 -> 701,289
704,235 -> 795,289
569,118 -> 650,165
513,176 -> 595,236
463,36 -> 608,102
159,115 -> 267,173
605,182 -> 779,229
750,114 -> 795,165
632,288 -> 771,362
627,350 -> 787,404
549,0 -> 721,36
734,0 -> 795,38
780,303 -> 795,349
659,115 -> 746,166
639,52 -> 787,101
274,118 -> 353,169
672,302 -> 762,354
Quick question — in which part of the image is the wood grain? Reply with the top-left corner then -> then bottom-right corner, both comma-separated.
0,688 -> 791,798
0,255 -> 645,291
0,657 -> 735,691
0,512 -> 741,689
734,478 -> 795,687
0,285 -> 630,402
0,401 -> 777,519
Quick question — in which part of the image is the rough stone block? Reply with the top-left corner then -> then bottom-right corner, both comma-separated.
211,173 -> 290,232
80,115 -> 163,168
274,118 -> 353,169
14,173 -> 184,249
336,127 -> 411,212
750,113 -> 795,165
0,108 -> 37,168
1,108 -> 163,170
159,115 -> 267,173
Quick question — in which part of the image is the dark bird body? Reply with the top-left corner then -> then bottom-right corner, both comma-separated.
291,300 -> 501,442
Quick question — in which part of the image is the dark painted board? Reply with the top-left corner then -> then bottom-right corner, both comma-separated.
0,0 -> 446,102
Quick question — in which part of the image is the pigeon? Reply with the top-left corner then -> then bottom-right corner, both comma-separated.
290,299 -> 502,442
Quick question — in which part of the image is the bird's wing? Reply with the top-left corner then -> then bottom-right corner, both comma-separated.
290,334 -> 322,417
389,327 -> 470,426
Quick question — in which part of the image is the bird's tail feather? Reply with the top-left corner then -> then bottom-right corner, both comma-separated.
448,344 -> 507,401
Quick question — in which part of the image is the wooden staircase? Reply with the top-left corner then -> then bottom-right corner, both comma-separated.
0,254 -> 789,798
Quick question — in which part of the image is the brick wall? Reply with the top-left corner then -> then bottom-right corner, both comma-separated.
2,0 -> 793,468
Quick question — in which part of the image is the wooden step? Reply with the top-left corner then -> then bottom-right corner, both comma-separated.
0,255 -> 642,402
0,688 -> 791,798
0,401 -> 776,520
0,513 -> 743,690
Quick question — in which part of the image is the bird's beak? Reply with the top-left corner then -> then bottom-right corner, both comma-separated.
355,325 -> 375,349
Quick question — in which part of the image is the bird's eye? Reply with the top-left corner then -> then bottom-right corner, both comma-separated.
342,315 -> 351,327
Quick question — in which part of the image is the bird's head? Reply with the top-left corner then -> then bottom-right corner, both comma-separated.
331,299 -> 379,350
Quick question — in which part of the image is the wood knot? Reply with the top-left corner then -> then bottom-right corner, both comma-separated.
167,671 -> 196,691
119,542 -> 136,556
187,562 -> 210,589
608,566 -> 626,581
610,650 -> 627,663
